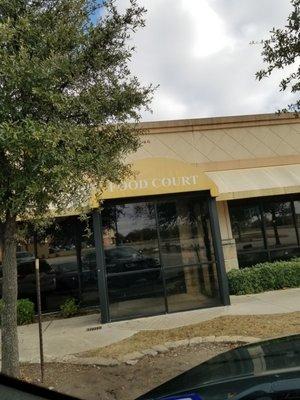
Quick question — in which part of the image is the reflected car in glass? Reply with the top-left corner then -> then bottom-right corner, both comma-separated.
52,263 -> 79,291
16,251 -> 35,264
105,246 -> 160,274
0,259 -> 56,299
82,246 -> 160,275
81,246 -> 161,303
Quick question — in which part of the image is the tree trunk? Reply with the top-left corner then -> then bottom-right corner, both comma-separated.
271,210 -> 281,246
1,213 -> 19,378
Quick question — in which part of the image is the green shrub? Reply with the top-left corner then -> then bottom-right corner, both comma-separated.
227,259 -> 300,295
0,298 -> 35,325
60,298 -> 79,318
17,299 -> 35,325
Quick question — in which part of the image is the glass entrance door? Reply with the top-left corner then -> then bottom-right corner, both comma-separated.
102,202 -> 166,320
157,198 -> 220,313
101,194 -> 221,321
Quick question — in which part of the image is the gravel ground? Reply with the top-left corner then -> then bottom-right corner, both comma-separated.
21,343 -> 235,400
20,312 -> 300,399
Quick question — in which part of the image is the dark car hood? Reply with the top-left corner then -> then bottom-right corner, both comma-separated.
137,335 -> 300,400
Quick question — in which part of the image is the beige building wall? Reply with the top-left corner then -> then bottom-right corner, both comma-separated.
129,113 -> 300,270
101,114 -> 300,271
216,201 -> 239,271
129,113 -> 300,172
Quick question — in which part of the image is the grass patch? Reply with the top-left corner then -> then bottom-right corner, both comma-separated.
77,311 -> 300,359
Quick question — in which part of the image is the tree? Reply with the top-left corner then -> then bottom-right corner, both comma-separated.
0,0 -> 153,378
256,0 -> 300,113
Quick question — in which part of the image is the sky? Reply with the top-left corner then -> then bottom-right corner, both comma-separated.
103,0 -> 297,122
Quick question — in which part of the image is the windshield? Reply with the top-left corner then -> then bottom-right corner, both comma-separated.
16,252 -> 34,259
105,247 -> 139,259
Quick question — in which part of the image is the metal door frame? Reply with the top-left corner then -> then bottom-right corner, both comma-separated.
93,192 -> 230,323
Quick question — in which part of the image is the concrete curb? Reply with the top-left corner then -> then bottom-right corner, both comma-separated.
56,335 -> 260,367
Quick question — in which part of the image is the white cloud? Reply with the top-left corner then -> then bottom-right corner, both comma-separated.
180,0 -> 235,58
118,0 -> 296,121
150,90 -> 187,120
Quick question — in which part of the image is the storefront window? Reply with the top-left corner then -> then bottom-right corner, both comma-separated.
1,217 -> 99,313
237,251 -> 268,268
79,217 -> 99,308
157,199 -> 214,266
34,217 -> 80,312
230,204 -> 264,252
263,201 -> 298,248
294,200 -> 300,228
104,202 -> 159,268
101,195 -> 221,321
107,271 -> 165,320
164,264 -> 219,313
157,198 -> 218,312
270,248 -> 300,261
102,202 -> 164,320
229,196 -> 300,268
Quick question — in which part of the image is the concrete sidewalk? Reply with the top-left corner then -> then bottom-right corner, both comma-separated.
113,287 -> 300,331
5,288 -> 300,363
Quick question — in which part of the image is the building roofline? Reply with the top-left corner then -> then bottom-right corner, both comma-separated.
138,112 -> 299,133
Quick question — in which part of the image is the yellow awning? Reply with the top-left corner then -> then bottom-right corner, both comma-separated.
206,164 -> 300,201
100,157 -> 219,201
43,158 -> 218,217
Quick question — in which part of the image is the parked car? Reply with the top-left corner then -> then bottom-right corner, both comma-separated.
52,263 -> 79,291
104,246 -> 160,274
82,246 -> 161,300
82,246 -> 160,274
137,334 -> 300,400
0,259 -> 56,299
51,262 -> 97,292
82,249 -> 97,271
16,251 -> 35,264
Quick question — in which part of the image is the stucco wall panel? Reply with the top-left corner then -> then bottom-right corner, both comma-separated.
133,120 -> 300,169
227,128 -> 275,158
204,130 -> 253,159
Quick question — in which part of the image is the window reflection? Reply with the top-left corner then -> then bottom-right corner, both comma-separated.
264,201 -> 297,248
105,246 -> 160,274
229,197 -> 300,268
165,264 -> 219,313
237,251 -> 269,268
270,248 -> 300,262
157,199 -> 214,266
36,218 -> 80,311
230,204 -> 264,251
294,200 -> 300,230
102,203 -> 160,272
156,198 -> 219,313
102,196 -> 221,321
0,216 -> 99,313
102,202 -> 164,319
79,217 -> 99,307
108,270 -> 165,320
